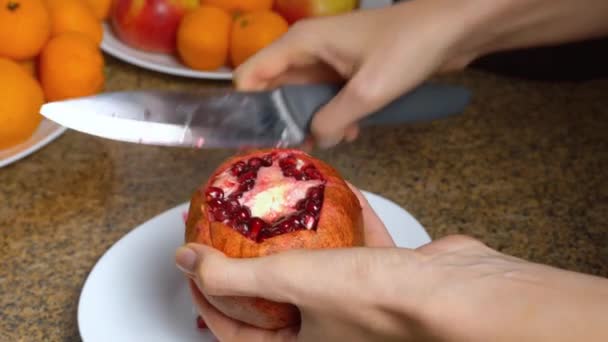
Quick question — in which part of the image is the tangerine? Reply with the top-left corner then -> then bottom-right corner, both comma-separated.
84,0 -> 112,20
0,0 -> 51,60
177,6 -> 232,71
39,32 -> 105,101
46,0 -> 103,45
230,10 -> 288,68
0,58 -> 44,150
17,58 -> 37,77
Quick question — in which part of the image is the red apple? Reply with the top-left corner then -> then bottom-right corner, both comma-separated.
274,0 -> 358,24
111,0 -> 199,54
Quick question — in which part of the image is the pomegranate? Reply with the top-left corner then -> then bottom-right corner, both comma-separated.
196,315 -> 207,329
185,148 -> 363,329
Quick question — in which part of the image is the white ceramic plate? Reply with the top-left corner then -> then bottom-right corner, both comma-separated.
78,190 -> 430,342
0,119 -> 67,168
101,0 -> 394,79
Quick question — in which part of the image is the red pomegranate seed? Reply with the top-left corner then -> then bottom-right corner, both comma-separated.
303,166 -> 321,180
305,200 -> 321,214
248,157 -> 263,169
261,154 -> 273,166
208,198 -> 224,211
299,213 -> 316,230
296,199 -> 306,210
196,316 -> 207,329
277,216 -> 301,233
282,167 -> 298,178
307,186 -> 324,201
279,155 -> 297,170
239,179 -> 255,192
234,207 -> 251,222
289,216 -> 303,228
277,221 -> 289,232
231,161 -> 246,176
248,217 -> 266,240
225,198 -> 240,214
229,191 -> 242,199
235,222 -> 249,235
257,225 -> 278,241
214,209 -> 229,222
238,170 -> 257,183
205,187 -> 224,201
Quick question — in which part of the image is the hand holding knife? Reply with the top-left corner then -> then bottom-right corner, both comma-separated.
40,83 -> 470,148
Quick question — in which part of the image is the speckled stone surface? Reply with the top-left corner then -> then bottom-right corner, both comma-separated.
1,56 -> 607,341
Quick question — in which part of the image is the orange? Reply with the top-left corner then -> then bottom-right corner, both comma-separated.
39,32 -> 105,101
84,0 -> 112,20
200,0 -> 272,14
230,10 -> 288,68
46,0 -> 103,45
0,58 -> 44,150
17,58 -> 36,77
0,0 -> 51,60
177,6 -> 231,71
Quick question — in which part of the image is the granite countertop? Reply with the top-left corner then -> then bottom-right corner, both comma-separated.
1,56 -> 607,340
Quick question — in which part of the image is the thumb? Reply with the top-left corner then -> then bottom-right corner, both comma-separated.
176,243 -> 294,303
310,70 -> 390,148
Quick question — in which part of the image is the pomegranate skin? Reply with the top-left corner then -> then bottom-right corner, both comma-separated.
185,148 -> 363,329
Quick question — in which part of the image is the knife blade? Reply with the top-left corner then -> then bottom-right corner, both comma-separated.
40,83 -> 471,148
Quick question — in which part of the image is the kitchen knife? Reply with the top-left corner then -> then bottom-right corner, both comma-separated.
40,83 -> 471,148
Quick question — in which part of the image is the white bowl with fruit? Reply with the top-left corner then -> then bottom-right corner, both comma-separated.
102,0 -> 393,79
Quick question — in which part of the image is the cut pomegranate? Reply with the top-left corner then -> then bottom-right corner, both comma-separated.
185,148 -> 364,330
203,151 -> 327,242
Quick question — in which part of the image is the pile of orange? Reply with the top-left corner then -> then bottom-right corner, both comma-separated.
0,0 -> 106,150
177,0 -> 289,71
177,0 -> 288,70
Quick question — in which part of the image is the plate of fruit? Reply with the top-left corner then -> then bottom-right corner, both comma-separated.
78,149 -> 431,341
102,0 -> 393,79
0,0 -> 108,167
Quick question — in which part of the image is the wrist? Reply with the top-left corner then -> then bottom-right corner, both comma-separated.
448,0 -> 608,58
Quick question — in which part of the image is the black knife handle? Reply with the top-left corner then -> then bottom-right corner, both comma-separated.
279,83 -> 471,131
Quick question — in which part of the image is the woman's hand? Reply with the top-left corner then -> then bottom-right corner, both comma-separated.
234,0 -> 480,148
234,0 -> 608,149
176,206 -> 608,341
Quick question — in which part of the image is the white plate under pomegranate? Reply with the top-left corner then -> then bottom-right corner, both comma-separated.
101,0 -> 394,79
78,192 -> 431,342
0,119 -> 67,168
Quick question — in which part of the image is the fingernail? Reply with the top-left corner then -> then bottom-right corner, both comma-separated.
175,246 -> 197,274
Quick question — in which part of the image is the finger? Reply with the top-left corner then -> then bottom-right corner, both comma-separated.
308,79 -> 374,148
266,64 -> 343,89
187,242 -> 418,316
189,281 -> 293,342
184,244 -> 265,298
298,137 -> 315,153
346,183 -> 395,247
184,243 -> 341,304
185,244 -> 299,303
416,234 -> 486,255
343,124 -> 360,143
234,33 -> 319,91
233,43 -> 290,91
310,37 -> 432,149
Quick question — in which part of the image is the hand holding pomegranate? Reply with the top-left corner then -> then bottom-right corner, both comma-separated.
176,233 -> 608,342
235,0 -> 608,148
181,148 -> 391,329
